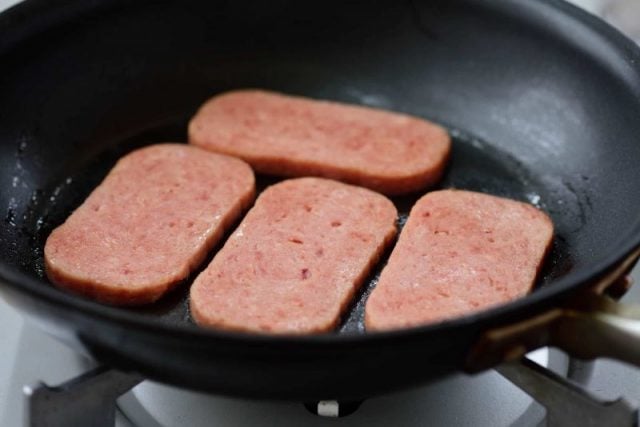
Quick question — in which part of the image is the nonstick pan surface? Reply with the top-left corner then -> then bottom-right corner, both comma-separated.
0,0 -> 639,400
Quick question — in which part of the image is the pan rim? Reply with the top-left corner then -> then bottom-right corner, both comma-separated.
1,0 -> 640,349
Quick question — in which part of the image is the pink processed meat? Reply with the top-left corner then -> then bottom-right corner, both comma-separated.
44,144 -> 255,305
365,189 -> 554,330
190,177 -> 398,334
188,90 -> 451,195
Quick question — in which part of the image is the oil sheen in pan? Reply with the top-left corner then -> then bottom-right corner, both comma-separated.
16,123 -> 573,334
339,128 -> 573,333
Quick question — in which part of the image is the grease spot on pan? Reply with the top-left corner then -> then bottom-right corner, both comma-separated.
338,128 -> 575,333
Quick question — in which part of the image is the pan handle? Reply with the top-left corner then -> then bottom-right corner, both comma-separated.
552,291 -> 640,366
467,247 -> 640,371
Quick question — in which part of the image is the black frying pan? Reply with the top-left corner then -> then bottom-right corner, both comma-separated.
1,0 -> 640,401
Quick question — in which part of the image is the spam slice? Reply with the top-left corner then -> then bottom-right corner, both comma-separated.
365,189 -> 553,331
190,177 -> 397,334
188,90 -> 451,195
44,144 -> 255,305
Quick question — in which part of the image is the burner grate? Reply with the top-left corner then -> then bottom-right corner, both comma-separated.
22,357 -> 638,427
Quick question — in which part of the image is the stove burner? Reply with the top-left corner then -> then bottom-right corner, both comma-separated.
20,348 -> 636,427
303,400 -> 363,418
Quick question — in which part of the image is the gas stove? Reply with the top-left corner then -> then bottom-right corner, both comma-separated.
1,267 -> 639,426
1,0 -> 640,426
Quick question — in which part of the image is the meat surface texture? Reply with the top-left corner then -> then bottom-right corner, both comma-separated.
365,189 -> 554,331
188,90 -> 451,195
44,144 -> 255,305
190,177 -> 398,334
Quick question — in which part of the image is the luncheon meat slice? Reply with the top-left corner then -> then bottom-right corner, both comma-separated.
365,190 -> 553,331
188,90 -> 451,195
190,177 -> 397,334
44,144 -> 255,305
